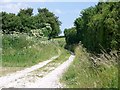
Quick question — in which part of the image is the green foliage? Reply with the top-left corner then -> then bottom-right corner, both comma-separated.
62,3 -> 119,88
2,34 -> 59,67
30,29 -> 44,38
53,37 -> 66,48
36,8 -> 61,38
64,27 -> 79,45
2,12 -> 22,34
64,27 -> 79,52
1,8 -> 61,38
64,2 -> 120,53
18,8 -> 33,16
41,23 -> 52,37
61,45 -> 118,88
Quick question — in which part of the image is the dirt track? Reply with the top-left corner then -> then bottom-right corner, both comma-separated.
0,55 -> 75,89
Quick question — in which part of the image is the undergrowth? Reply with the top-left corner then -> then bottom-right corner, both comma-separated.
61,45 -> 118,88
2,34 -> 59,67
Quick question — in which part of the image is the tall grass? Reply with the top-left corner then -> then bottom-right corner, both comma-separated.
2,34 -> 59,67
53,37 -> 66,48
61,45 -> 118,88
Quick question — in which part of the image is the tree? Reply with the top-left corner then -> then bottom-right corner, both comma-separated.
65,2 -> 120,53
37,8 -> 61,39
2,12 -> 22,34
2,7 -> 62,38
18,8 -> 33,16
64,27 -> 78,45
17,8 -> 35,33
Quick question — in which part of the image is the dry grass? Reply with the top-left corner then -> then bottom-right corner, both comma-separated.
0,67 -> 25,77
61,45 -> 118,88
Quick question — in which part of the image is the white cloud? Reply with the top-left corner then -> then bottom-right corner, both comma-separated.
0,0 -> 48,2
54,9 -> 62,14
0,0 -> 99,2
0,3 -> 29,14
0,0 -> 12,3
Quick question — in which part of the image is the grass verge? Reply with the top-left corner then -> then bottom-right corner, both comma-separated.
1,34 -> 61,76
32,48 -> 70,78
61,45 -> 118,88
2,34 -> 59,67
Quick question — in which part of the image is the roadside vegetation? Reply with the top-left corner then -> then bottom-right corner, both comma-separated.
1,34 -> 67,76
64,2 -> 120,53
1,7 -> 63,67
1,1 -> 119,88
2,33 -> 59,67
62,2 -> 119,88
32,47 -> 70,78
1,8 -> 67,76
61,45 -> 118,88
1,8 -> 61,39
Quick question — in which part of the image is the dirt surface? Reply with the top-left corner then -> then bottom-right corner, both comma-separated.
0,55 -> 75,89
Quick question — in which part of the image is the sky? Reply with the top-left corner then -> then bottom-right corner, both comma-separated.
0,1 -> 98,35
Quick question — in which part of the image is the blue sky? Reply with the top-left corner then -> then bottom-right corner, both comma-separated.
1,2 -> 98,35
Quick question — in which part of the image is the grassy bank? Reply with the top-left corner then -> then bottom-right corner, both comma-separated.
61,45 -> 118,88
2,34 -> 59,67
32,48 -> 70,78
53,37 -> 66,48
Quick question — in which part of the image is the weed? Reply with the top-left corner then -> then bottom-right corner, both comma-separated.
61,45 -> 118,88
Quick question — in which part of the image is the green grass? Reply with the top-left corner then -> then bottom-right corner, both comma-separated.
2,34 -> 59,67
53,37 -> 66,48
32,48 -> 70,77
61,45 -> 118,88
50,48 -> 70,65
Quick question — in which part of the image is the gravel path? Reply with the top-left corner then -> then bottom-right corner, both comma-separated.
0,55 -> 75,88
0,55 -> 59,89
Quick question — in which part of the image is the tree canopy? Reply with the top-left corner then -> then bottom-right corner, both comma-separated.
1,8 -> 61,38
64,2 -> 120,53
